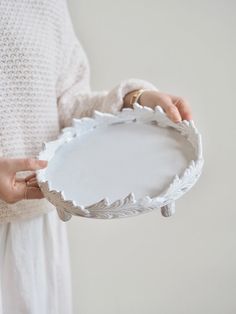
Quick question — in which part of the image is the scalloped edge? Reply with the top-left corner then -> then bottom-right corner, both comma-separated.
36,103 -> 204,220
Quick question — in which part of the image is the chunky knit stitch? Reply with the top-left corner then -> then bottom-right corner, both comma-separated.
0,0 -> 158,223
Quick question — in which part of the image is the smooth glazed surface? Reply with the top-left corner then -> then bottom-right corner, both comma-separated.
45,121 -> 194,206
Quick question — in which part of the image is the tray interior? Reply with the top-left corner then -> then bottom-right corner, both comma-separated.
44,122 -> 195,206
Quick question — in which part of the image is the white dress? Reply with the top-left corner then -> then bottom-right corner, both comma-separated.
0,0 -> 158,313
0,211 -> 72,314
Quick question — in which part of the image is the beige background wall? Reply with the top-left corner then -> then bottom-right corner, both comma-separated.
66,0 -> 236,313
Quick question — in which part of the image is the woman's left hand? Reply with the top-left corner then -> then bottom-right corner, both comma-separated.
123,90 -> 192,123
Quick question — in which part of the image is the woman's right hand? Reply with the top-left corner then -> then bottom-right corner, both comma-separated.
0,158 -> 48,204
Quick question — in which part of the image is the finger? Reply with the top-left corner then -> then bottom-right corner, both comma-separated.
157,96 -> 182,123
12,182 -> 44,201
16,173 -> 36,183
28,175 -> 37,183
24,173 -> 37,182
26,180 -> 39,188
9,158 -> 48,173
25,187 -> 45,199
15,177 -> 28,183
27,178 -> 37,184
173,98 -> 192,121
26,175 -> 38,184
11,181 -> 27,202
169,95 -> 193,121
6,179 -> 42,203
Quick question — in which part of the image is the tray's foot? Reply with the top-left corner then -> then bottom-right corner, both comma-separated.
161,202 -> 176,217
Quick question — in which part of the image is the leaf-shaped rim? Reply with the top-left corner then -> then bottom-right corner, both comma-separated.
36,103 -> 204,220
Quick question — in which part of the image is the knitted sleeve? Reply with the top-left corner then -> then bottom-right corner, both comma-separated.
56,42 -> 158,129
56,4 -> 159,129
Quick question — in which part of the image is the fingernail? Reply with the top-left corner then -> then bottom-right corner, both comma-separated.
172,116 -> 181,123
175,118 -> 181,123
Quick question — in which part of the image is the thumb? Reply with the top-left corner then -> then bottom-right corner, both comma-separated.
9,158 -> 48,173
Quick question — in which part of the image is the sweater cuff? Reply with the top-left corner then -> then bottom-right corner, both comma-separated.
102,78 -> 159,114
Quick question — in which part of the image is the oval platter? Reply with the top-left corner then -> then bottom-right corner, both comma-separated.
36,103 -> 204,221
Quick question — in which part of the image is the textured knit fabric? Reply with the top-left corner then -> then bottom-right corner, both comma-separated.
0,210 -> 72,314
0,0 -> 158,223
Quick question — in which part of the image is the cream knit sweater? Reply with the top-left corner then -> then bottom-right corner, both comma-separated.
0,0 -> 158,223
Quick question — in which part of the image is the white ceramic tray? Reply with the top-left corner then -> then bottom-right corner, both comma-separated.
36,103 -> 203,221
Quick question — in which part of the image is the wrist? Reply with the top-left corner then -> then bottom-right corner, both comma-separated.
123,89 -> 145,108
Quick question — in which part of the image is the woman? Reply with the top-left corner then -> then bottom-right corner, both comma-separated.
0,0 -> 192,313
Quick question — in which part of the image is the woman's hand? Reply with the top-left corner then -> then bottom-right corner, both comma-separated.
123,90 -> 192,123
0,158 -> 48,204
